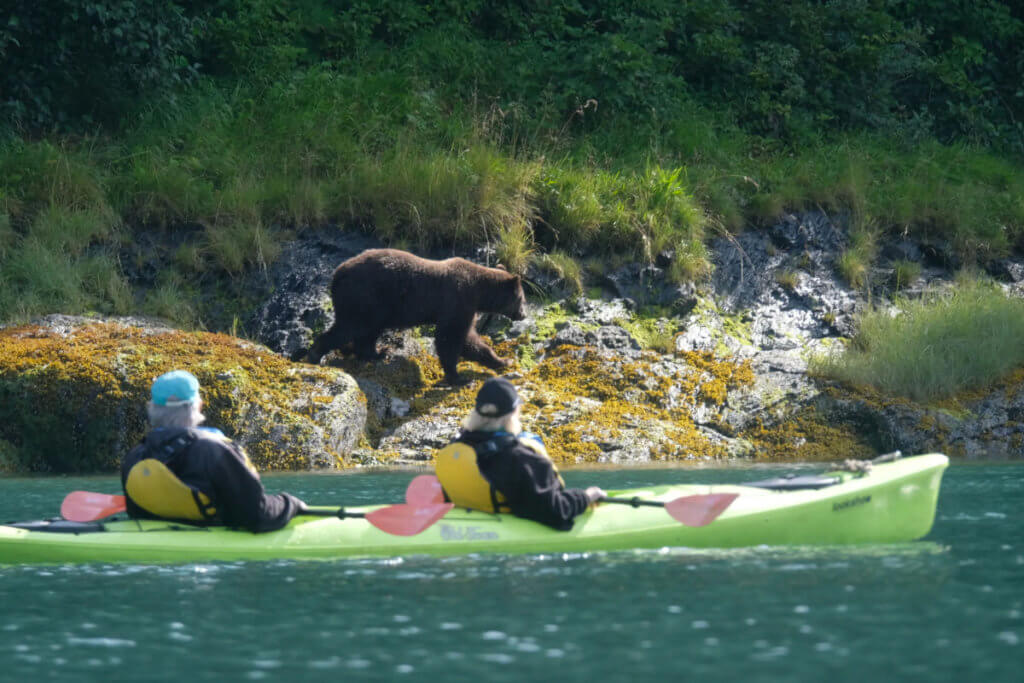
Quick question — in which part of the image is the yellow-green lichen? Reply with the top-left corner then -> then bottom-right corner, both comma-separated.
616,314 -> 681,353
745,405 -> 876,461
0,321 -> 363,472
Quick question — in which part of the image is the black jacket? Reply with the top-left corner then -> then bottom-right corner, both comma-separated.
456,430 -> 591,531
121,427 -> 304,533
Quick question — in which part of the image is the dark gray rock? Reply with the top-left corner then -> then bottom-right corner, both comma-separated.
604,263 -> 698,313
249,230 -> 382,359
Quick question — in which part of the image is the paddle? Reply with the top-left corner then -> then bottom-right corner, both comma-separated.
59,485 -> 454,537
301,503 -> 455,536
60,491 -> 127,523
404,473 -> 447,505
408,475 -> 737,528
601,493 -> 738,527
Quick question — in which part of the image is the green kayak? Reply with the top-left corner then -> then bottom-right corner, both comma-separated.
0,453 -> 948,564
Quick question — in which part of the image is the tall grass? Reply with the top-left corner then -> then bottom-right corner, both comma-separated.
0,68 -> 1022,329
0,203 -> 129,321
811,278 -> 1024,402
535,251 -> 584,297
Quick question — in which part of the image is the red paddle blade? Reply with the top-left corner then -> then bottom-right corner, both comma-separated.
405,474 -> 446,506
365,503 -> 454,536
61,492 -> 127,522
664,493 -> 738,527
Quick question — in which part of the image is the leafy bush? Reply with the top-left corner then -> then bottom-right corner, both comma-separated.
1,1 -> 200,130
812,278 -> 1024,401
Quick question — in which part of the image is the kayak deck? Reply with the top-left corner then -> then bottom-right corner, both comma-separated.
0,453 -> 948,564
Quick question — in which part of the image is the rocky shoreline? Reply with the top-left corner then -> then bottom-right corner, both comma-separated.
2,210 -> 1022,473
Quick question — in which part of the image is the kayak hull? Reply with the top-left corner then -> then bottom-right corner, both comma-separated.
0,453 -> 948,564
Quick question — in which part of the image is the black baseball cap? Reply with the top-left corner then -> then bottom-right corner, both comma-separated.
475,377 -> 522,417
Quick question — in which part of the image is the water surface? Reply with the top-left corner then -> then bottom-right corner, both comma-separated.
0,462 -> 1020,682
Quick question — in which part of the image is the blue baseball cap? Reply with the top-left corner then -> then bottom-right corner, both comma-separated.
151,370 -> 200,406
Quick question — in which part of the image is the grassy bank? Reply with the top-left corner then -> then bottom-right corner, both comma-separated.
2,71 -> 1022,329
3,1 -> 1024,410
811,277 -> 1024,402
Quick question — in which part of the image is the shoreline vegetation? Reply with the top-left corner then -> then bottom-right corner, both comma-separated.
2,2 -> 1024,413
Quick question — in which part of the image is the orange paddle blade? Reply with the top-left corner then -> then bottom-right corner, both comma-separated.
405,474 -> 446,506
664,493 -> 738,527
61,492 -> 127,522
365,503 -> 454,536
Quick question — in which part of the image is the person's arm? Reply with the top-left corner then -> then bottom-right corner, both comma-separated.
492,448 -> 593,531
205,440 -> 306,533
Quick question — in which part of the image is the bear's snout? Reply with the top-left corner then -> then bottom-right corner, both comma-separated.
507,301 -> 526,321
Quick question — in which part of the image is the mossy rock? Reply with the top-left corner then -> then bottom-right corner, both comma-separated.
0,316 -> 366,473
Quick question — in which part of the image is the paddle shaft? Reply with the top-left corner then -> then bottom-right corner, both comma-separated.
601,496 -> 668,508
300,508 -> 366,519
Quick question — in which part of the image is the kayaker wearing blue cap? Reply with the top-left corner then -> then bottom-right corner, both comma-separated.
120,370 -> 307,533
435,377 -> 605,530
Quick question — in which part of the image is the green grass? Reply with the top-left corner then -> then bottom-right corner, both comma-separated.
811,278 -> 1024,402
837,224 -> 878,290
535,250 -> 584,297
891,260 -> 923,291
0,68 -> 1022,330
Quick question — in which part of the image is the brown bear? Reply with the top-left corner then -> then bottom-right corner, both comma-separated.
305,248 -> 527,384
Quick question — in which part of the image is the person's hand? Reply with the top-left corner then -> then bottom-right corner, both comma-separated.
585,486 -> 606,506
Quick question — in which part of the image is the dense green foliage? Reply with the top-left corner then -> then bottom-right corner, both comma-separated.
6,1 -> 1023,149
1,1 -> 200,129
811,277 -> 1024,401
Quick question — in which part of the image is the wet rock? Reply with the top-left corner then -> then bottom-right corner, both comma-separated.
376,411 -> 462,462
604,263 -> 698,313
249,229 -> 382,359
881,240 -> 923,264
987,259 -> 1024,283
573,297 -> 635,324
549,324 -> 641,352
0,315 -> 366,472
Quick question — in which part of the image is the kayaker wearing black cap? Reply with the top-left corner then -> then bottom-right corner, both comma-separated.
120,370 -> 307,533
435,377 -> 605,530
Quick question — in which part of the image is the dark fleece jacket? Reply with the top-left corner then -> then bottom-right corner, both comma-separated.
121,427 -> 304,533
455,430 -> 591,531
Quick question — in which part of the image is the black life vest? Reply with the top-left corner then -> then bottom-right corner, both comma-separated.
124,432 -> 218,522
434,432 -> 564,512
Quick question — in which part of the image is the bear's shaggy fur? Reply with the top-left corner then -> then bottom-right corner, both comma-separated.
306,249 -> 527,383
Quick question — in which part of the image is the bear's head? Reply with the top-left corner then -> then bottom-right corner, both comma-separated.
502,275 -> 527,321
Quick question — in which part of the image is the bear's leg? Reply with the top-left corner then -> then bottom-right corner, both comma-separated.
435,316 -> 475,384
306,323 -> 352,364
462,326 -> 512,371
353,331 -> 385,361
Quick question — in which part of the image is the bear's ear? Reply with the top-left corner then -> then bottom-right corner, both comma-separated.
496,263 -> 508,271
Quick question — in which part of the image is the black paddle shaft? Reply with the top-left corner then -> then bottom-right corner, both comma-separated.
299,508 -> 367,519
601,496 -> 665,508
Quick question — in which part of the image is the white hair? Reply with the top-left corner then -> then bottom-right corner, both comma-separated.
147,401 -> 205,429
462,406 -> 522,435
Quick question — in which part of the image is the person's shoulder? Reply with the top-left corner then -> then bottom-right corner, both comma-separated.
189,427 -> 237,451
518,431 -> 545,446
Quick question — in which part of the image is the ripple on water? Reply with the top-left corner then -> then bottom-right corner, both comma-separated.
1,465 -> 1020,681
65,637 -> 136,648
998,632 -> 1020,645
307,655 -> 340,670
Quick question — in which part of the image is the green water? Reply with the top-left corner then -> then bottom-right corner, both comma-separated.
0,463 -> 1020,682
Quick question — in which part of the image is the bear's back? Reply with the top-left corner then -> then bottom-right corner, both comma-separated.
334,249 -> 499,290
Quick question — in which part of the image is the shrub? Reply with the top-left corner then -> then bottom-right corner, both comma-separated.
892,260 -> 923,290
1,1 -> 200,130
812,278 -> 1024,401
